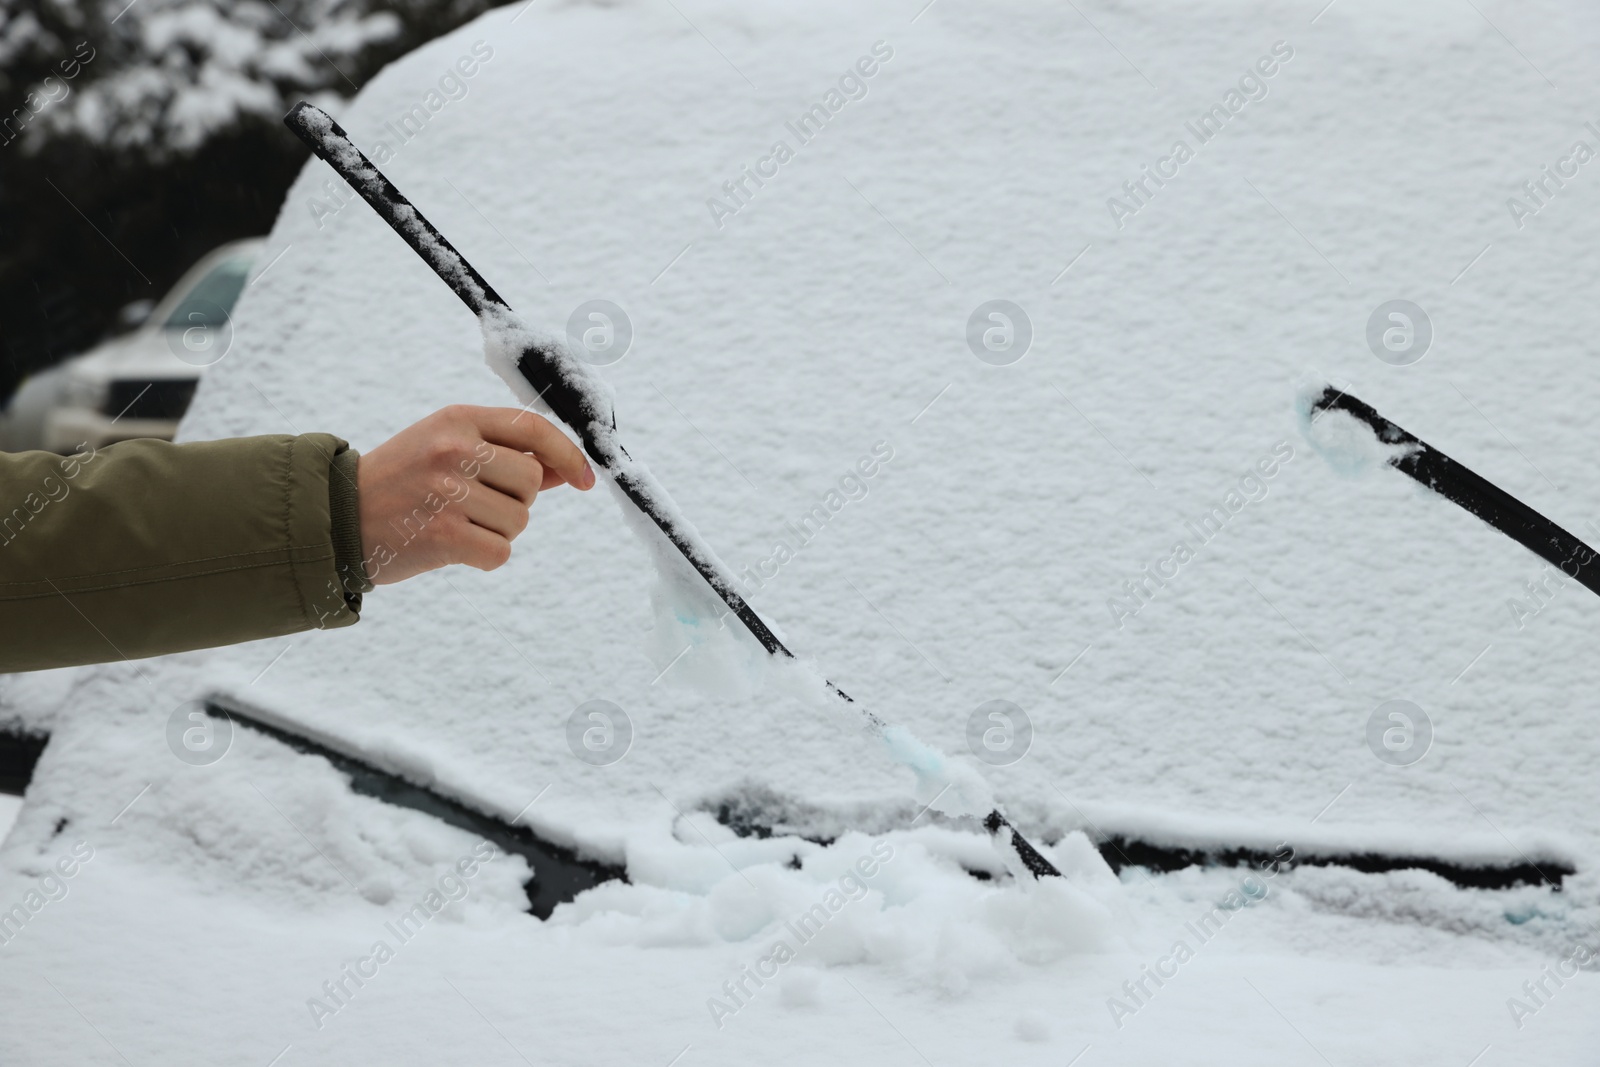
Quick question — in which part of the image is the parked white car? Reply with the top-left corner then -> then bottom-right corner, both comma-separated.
0,238 -> 263,453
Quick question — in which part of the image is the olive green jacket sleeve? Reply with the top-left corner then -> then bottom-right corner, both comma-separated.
0,433 -> 373,672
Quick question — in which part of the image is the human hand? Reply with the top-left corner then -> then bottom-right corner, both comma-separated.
355,405 -> 596,584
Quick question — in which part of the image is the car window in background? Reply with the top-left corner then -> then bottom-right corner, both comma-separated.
163,255 -> 252,329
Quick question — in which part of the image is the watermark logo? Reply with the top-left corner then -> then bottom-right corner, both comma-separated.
566,300 -> 633,366
734,440 -> 894,598
1366,300 -> 1432,366
1107,440 -> 1295,630
1,41 -> 96,149
1106,843 -> 1294,1028
0,839 -> 94,948
0,442 -> 97,549
1506,940 -> 1596,1031
1105,41 -> 1295,230
166,300 -> 235,367
1505,124 -> 1600,231
966,300 -> 1032,366
566,700 -> 632,766
705,40 -> 894,230
706,840 -> 895,1030
1365,699 -> 1431,767
166,702 -> 232,767
965,700 -> 1032,766
307,840 -> 500,1029
306,41 -> 495,229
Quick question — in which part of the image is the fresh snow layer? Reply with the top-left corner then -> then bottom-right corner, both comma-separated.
8,0 -> 1600,1062
551,828 -> 1119,981
1294,379 -> 1421,478
486,291 -> 995,817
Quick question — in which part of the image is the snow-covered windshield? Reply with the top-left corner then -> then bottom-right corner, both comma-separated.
162,254 -> 252,329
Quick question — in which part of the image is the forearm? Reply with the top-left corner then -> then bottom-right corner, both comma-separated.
0,433 -> 369,672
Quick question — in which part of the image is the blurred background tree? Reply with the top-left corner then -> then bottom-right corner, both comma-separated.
0,0 -> 500,402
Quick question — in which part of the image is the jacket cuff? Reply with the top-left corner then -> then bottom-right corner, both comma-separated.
328,444 -> 373,610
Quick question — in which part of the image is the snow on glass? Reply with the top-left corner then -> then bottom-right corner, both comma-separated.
299,102 -> 1008,830
481,303 -> 1001,825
